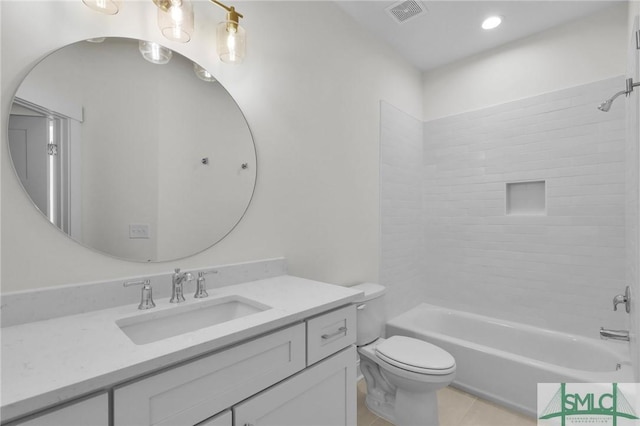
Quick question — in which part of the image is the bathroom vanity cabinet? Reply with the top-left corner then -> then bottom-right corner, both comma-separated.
7,302 -> 357,426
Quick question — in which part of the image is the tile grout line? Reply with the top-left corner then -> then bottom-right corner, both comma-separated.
454,396 -> 479,426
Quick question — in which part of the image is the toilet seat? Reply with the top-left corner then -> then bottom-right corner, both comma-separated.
375,336 -> 455,375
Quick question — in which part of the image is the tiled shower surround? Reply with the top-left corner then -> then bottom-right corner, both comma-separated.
381,76 -> 628,337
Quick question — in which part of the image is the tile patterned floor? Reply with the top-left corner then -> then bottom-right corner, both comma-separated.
357,380 -> 537,426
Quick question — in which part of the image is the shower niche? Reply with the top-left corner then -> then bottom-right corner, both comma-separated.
506,180 -> 546,216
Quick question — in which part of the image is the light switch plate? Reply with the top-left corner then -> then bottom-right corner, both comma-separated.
129,223 -> 150,239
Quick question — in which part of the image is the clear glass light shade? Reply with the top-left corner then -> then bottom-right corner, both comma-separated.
82,0 -> 121,15
216,21 -> 246,64
138,40 -> 173,65
193,63 -> 217,82
157,0 -> 194,43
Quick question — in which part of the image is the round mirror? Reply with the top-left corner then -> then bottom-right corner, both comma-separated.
8,37 -> 256,262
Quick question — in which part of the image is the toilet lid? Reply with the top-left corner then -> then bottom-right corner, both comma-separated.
375,336 -> 455,375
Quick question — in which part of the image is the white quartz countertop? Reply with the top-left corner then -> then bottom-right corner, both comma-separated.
1,275 -> 362,422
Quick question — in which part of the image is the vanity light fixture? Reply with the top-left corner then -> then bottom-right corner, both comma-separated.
83,0 -> 246,64
481,15 -> 503,30
152,0 -> 246,64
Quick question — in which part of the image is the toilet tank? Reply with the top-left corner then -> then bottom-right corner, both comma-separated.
351,283 -> 387,346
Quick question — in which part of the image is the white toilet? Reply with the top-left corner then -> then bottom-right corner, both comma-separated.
353,283 -> 456,426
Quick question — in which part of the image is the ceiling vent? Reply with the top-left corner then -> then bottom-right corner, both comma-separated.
385,0 -> 427,24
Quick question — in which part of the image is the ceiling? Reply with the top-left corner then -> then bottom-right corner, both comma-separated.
335,0 -> 622,71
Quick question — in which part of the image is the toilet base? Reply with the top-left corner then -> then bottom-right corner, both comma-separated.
361,353 -> 397,423
363,385 -> 440,426
364,394 -> 396,424
394,387 -> 439,426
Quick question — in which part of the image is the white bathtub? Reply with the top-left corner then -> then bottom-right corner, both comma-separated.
385,303 -> 634,417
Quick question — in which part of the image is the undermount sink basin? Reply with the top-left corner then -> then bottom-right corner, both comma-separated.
116,296 -> 271,345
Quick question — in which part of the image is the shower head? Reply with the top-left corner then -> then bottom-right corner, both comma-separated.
598,89 -> 627,112
597,99 -> 613,112
597,78 -> 639,112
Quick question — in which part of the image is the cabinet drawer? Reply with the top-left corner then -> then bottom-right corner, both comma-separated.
114,323 -> 305,426
306,305 -> 356,365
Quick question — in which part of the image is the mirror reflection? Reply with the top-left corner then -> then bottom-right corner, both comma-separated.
8,37 -> 256,262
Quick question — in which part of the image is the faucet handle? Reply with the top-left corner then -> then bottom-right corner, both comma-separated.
195,270 -> 218,298
613,286 -> 631,313
123,279 -> 155,310
198,270 -> 218,278
174,268 -> 193,281
123,279 -> 151,288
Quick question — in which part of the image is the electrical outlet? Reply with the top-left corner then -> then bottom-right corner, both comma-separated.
129,224 -> 150,239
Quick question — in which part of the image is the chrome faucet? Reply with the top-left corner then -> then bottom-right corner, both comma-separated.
600,327 -> 630,342
613,286 -> 631,313
170,268 -> 193,303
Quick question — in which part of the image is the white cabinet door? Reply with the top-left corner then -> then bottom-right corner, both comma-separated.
233,346 -> 357,426
12,393 -> 108,426
114,324 -> 305,426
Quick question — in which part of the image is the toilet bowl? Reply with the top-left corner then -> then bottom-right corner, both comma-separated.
352,283 -> 456,426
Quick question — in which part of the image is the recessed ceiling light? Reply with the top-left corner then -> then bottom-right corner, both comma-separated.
482,16 -> 503,30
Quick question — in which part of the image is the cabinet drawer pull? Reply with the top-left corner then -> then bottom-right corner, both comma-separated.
321,326 -> 347,340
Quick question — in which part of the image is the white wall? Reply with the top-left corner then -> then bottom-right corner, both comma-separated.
0,1 -> 3,295
379,102 -> 424,320
1,1 -> 422,292
422,3 -> 628,122
630,1 -> 640,32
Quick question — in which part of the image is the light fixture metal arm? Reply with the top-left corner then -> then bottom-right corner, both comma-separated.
152,0 -> 244,21
209,0 -> 243,18
210,0 -> 243,31
152,0 -> 174,13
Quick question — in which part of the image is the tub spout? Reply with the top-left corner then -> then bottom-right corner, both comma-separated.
599,327 -> 629,342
